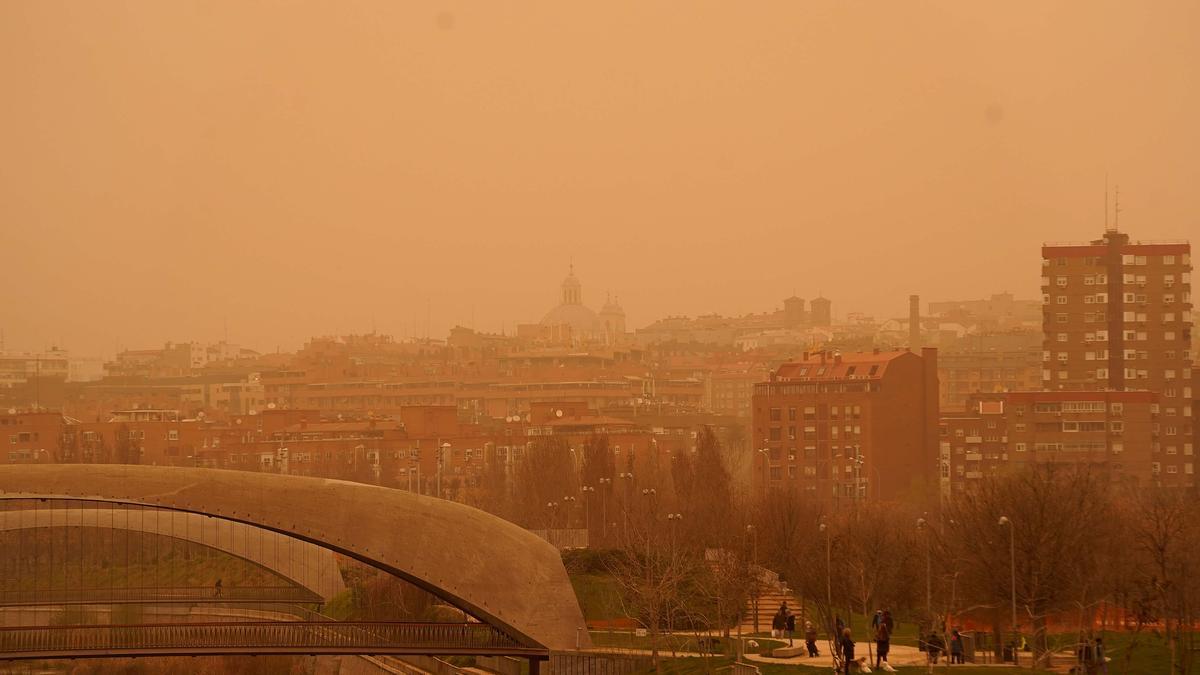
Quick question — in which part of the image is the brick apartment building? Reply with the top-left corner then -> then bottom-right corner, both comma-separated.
751,348 -> 939,503
1041,228 -> 1193,483
1042,229 -> 1192,395
939,390 -> 1176,499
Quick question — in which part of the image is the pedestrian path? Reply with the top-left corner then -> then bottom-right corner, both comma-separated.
744,644 -> 1018,669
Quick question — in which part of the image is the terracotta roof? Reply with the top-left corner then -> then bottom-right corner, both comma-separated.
773,350 -> 912,381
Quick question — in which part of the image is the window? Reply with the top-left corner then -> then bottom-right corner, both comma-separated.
1111,421 -> 1124,433
1057,333 -> 1068,342
1056,296 -> 1068,304
168,430 -> 179,441
769,407 -> 781,422
1056,313 -> 1068,323
1056,276 -> 1068,287
1014,443 -> 1027,452
1111,442 -> 1123,455
1165,255 -> 1176,265
1167,465 -> 1178,475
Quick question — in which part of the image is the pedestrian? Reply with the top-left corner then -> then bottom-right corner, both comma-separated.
785,610 -> 796,646
1094,636 -> 1108,674
949,630 -> 964,664
874,613 -> 891,669
839,627 -> 855,675
882,609 -> 894,635
871,609 -> 882,629
804,621 -> 819,657
927,631 -> 945,665
214,578 -> 222,598
771,605 -> 786,639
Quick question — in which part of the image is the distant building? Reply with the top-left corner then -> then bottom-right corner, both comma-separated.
810,297 -> 832,327
523,266 -> 626,345
940,390 -> 1172,498
1041,228 -> 1193,481
928,292 -> 1041,329
751,348 -> 939,503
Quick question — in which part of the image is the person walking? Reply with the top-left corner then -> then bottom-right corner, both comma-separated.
804,621 -> 819,657
771,605 -> 786,638
927,631 -> 945,665
785,610 -> 796,646
949,630 -> 964,664
1094,636 -> 1108,674
874,613 -> 891,669
839,627 -> 855,675
214,578 -> 223,598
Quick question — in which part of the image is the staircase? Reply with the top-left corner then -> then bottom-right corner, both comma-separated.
736,567 -> 808,635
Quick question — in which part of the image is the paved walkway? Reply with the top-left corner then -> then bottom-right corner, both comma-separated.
745,644 -> 1018,669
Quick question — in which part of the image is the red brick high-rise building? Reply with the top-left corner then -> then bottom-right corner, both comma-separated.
751,348 -> 939,503
1041,229 -> 1193,480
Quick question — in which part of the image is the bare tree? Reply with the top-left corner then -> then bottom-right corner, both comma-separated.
942,463 -> 1112,667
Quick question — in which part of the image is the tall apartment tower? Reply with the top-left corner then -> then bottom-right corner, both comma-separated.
1042,230 -> 1192,391
1041,230 -> 1194,480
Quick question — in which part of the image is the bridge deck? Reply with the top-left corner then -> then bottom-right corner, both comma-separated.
0,621 -> 545,660
0,586 -> 323,606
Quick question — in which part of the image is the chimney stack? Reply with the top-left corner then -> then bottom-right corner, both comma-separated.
909,295 -> 922,349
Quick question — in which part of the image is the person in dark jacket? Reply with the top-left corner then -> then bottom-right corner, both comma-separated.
949,630 -> 964,664
771,606 -> 786,638
927,631 -> 945,664
839,627 -> 855,675
804,621 -> 819,657
874,616 -> 891,668
785,610 -> 796,646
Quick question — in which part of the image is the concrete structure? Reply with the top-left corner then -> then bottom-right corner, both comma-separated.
751,348 -> 939,502
0,508 -> 344,600
0,465 -> 589,652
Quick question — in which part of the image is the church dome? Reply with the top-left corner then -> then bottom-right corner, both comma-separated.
541,303 -> 601,333
540,265 -> 602,336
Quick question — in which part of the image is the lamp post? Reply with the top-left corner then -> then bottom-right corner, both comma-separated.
546,501 -> 558,530
999,515 -> 1018,666
917,518 -> 931,626
438,442 -> 451,499
746,524 -> 759,634
598,477 -> 611,543
819,520 -> 832,636
582,486 -> 595,538
619,472 -> 634,541
562,495 -> 577,529
758,439 -> 771,496
667,513 -> 682,555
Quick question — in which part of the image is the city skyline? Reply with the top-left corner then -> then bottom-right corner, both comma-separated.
4,1 -> 1199,355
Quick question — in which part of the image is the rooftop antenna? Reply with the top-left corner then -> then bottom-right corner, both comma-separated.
1114,185 -> 1122,229
1104,174 -> 1111,232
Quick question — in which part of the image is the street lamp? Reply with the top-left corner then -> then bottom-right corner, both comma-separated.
581,486 -> 595,537
438,442 -> 451,499
667,512 -> 682,552
917,518 -> 932,630
746,524 -> 760,633
562,495 -> 577,529
819,519 -> 832,637
598,477 -> 611,542
758,438 -> 771,495
619,472 -> 634,541
999,515 -> 1018,666
546,501 -> 558,529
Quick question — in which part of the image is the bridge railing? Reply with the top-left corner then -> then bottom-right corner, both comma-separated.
0,621 -> 524,655
0,586 -> 323,606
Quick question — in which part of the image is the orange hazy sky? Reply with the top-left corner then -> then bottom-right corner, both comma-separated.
2,1 -> 1198,356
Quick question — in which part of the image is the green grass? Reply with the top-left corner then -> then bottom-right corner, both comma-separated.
571,573 -> 625,621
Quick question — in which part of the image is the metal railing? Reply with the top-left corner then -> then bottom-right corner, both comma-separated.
0,621 -> 535,659
0,586 -> 322,606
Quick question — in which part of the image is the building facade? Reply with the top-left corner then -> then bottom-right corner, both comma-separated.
940,390 -> 1177,498
751,348 -> 939,503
